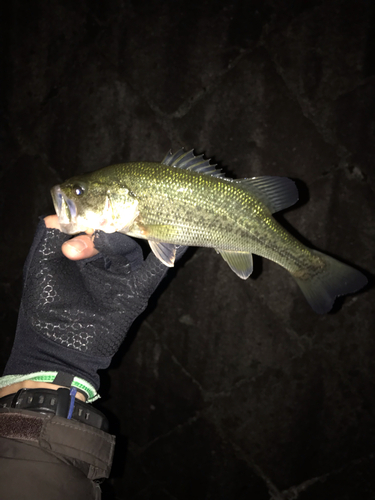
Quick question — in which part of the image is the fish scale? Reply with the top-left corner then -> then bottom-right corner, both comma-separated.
51,148 -> 367,313
117,162 -> 309,267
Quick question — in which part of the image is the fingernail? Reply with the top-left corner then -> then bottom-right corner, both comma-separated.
65,239 -> 88,254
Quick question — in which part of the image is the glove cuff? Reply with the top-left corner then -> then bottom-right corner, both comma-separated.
3,311 -> 112,394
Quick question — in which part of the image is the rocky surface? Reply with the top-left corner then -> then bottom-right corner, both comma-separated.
1,1 -> 374,498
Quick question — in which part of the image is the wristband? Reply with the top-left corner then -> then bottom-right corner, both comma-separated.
0,371 -> 99,403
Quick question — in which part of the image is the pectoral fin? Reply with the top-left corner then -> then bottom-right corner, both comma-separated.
217,250 -> 253,279
149,241 -> 177,267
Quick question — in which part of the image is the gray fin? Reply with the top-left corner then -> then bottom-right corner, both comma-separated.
161,149 -> 180,166
149,241 -> 177,267
162,148 -> 226,178
293,249 -> 367,314
235,176 -> 299,213
218,250 -> 253,279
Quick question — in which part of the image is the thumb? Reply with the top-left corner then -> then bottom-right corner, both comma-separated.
45,215 -> 99,261
62,236 -> 99,260
93,231 -> 144,271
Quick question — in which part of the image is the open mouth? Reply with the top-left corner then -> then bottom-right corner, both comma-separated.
51,185 -> 78,233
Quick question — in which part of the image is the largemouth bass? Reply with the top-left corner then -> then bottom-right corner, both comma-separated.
51,148 -> 367,313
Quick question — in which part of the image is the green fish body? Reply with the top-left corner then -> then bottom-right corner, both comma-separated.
51,149 -> 367,313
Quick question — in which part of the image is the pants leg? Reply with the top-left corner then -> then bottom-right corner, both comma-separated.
0,409 -> 115,500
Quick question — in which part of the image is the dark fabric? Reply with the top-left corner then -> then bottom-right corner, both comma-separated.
4,219 -> 186,389
0,408 -> 115,500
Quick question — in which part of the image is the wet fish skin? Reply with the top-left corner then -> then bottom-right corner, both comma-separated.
51,149 -> 367,313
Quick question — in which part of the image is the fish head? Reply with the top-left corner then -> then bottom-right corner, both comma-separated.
51,173 -> 139,235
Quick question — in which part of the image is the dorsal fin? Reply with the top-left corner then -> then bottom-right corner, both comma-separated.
161,148 -> 226,178
161,151 -> 298,212
235,176 -> 299,213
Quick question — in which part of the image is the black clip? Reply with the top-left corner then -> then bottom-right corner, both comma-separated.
55,387 -> 71,418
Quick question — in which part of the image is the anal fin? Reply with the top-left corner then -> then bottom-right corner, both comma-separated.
218,250 -> 253,279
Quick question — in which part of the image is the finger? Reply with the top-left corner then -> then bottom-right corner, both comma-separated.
44,215 -> 62,230
44,215 -> 99,260
133,245 -> 189,296
62,235 -> 99,260
93,231 -> 144,271
133,251 -> 169,295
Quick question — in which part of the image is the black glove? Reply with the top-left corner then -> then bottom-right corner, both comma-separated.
4,219 -> 185,390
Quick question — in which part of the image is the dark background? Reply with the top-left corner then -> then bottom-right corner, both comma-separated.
1,1 -> 375,498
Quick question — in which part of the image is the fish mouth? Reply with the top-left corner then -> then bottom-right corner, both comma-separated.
51,185 -> 78,234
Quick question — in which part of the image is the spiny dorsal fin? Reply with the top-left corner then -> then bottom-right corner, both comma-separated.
235,176 -> 299,213
162,148 -> 226,178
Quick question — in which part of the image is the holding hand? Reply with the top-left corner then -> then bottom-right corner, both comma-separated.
3,216 -> 185,394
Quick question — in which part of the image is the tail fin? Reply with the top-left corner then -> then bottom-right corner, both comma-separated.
293,250 -> 367,314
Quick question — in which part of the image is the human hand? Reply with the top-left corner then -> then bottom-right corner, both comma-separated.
44,215 -> 99,260
3,216 -> 186,393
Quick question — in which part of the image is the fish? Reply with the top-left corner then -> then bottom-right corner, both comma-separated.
51,148 -> 367,314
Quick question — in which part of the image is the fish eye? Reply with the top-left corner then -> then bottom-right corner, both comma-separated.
73,183 -> 85,196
